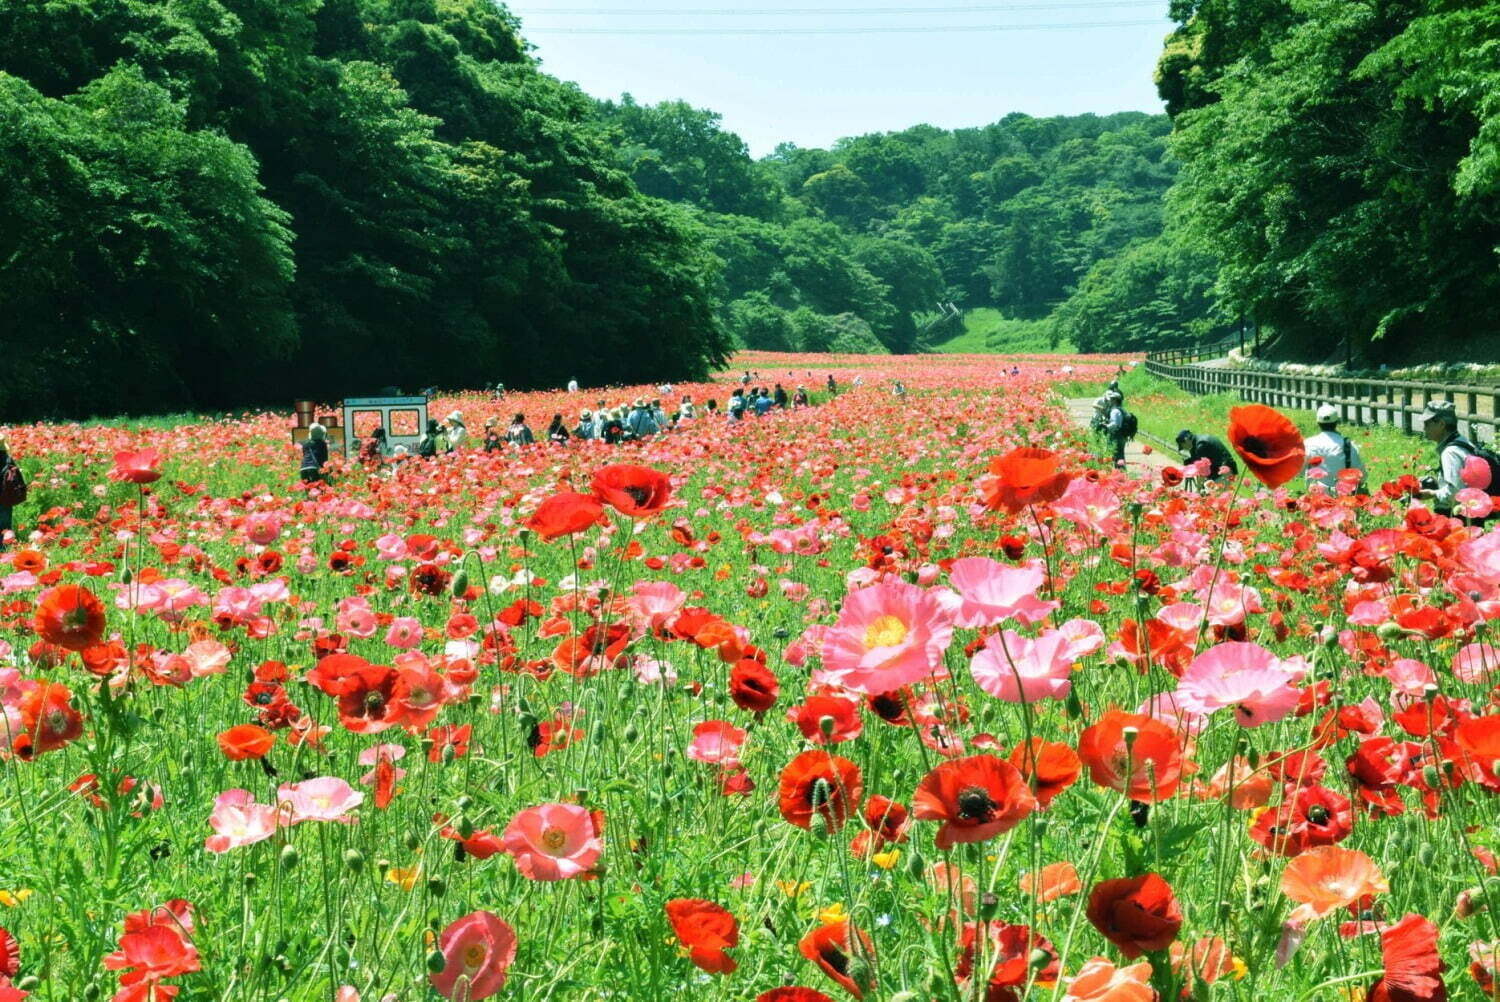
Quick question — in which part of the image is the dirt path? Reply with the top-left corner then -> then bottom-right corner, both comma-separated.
1064,398 -> 1177,476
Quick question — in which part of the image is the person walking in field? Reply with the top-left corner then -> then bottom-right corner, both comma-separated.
0,438 -> 27,549
300,424 -> 330,483
1175,428 -> 1239,482
1103,391 -> 1129,469
1302,405 -> 1365,492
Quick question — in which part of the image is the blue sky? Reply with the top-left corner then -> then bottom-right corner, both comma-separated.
509,1 -> 1176,156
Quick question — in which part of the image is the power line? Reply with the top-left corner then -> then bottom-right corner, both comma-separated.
524,1 -> 1164,15
521,19 -> 1166,34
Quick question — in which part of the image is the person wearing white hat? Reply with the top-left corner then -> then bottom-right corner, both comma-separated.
1302,404 -> 1365,492
445,411 -> 467,449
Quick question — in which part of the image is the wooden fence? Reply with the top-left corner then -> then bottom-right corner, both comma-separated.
1143,352 -> 1500,444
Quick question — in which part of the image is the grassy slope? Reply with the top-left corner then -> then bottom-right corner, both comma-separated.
928,308 -> 1077,354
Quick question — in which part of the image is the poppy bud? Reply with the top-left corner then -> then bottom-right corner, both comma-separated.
1455,887 -> 1483,918
119,566 -> 132,585
979,892 -> 999,920
1375,622 -> 1403,641
404,831 -> 421,851
845,957 -> 872,990
244,871 -> 257,887
427,877 -> 446,897
450,567 -> 469,597
344,848 -> 365,872
84,984 -> 101,1001
280,844 -> 299,870
457,815 -> 475,839
1028,948 -> 1052,971
1033,815 -> 1049,838
907,852 -> 925,878
1065,690 -> 1084,720
426,949 -> 447,973
1421,764 -> 1442,790
809,813 -> 829,838
1418,844 -> 1438,868
624,724 -> 639,742
819,715 -> 837,737
456,794 -> 473,810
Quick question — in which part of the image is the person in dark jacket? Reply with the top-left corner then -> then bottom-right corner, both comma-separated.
547,414 -> 570,445
359,427 -> 387,468
301,423 -> 330,483
773,383 -> 789,409
601,409 -> 626,444
0,438 -> 24,547
1175,429 -> 1239,482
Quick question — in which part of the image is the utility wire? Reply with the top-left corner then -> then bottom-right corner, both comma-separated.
524,1 -> 1164,15
522,19 -> 1166,34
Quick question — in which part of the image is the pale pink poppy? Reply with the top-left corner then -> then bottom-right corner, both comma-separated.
686,720 -> 747,766
278,777 -> 364,824
1454,643 -> 1500,685
631,655 -> 677,685
1456,488 -> 1494,520
970,629 -> 1074,703
374,533 -> 408,561
944,558 -> 1058,628
629,581 -> 686,632
385,617 -> 424,650
815,579 -> 955,694
1202,581 -> 1263,627
1155,602 -> 1204,633
1383,658 -> 1436,697
1056,617 -> 1107,660
358,743 -> 407,785
429,910 -> 518,1001
245,513 -> 284,545
205,789 -> 281,853
502,803 -> 603,881
1053,479 -> 1126,536
1176,642 -> 1301,727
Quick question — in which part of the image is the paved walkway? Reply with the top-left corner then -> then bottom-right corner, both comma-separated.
1064,398 -> 1177,476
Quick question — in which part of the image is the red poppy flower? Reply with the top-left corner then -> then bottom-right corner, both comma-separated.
1369,913 -> 1446,1002
757,990 -> 835,1002
913,754 -> 1037,849
861,795 -> 910,844
1248,784 -> 1353,856
526,492 -> 605,541
778,751 -> 863,832
729,659 -> 779,713
1455,715 -> 1500,789
1086,873 -> 1183,958
1161,467 -> 1184,487
799,921 -> 876,999
1077,709 -> 1183,802
1009,738 -> 1082,808
108,449 -> 163,485
14,682 -> 83,758
216,724 -> 275,761
664,899 -> 739,974
333,664 -> 400,734
591,464 -> 673,517
1227,405 -> 1305,488
0,924 -> 18,978
982,448 -> 1070,513
32,584 -> 107,652
955,922 -> 1058,1001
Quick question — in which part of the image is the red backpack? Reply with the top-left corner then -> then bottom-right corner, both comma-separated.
0,461 -> 27,506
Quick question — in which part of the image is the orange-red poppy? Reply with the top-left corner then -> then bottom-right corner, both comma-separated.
591,464 -> 672,517
799,921 -> 876,999
664,898 -> 739,974
1369,913 -> 1446,1002
1009,738 -> 1082,807
913,754 -> 1037,849
216,724 -> 275,761
33,584 -> 107,652
1280,846 -> 1387,924
982,448 -> 1070,513
778,751 -> 863,832
525,492 -> 604,541
1076,710 -> 1183,802
1020,861 -> 1083,902
1227,405 -> 1305,488
1086,873 -> 1183,958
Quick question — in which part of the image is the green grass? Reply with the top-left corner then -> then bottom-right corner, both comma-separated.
928,308 -> 1076,354
1116,366 -> 1434,486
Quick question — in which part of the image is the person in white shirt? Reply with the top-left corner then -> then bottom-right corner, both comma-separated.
567,378 -> 579,393
1302,404 -> 1365,492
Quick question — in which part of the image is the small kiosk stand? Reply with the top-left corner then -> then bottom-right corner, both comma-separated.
291,396 -> 429,456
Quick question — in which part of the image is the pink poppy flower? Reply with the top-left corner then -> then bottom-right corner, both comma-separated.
109,449 -> 162,484
245,513 -> 284,546
182,640 -> 231,677
374,534 -> 408,561
205,789 -> 281,853
970,629 -> 1074,704
629,581 -> 686,631
1456,488 -> 1494,520
686,720 -> 747,766
429,910 -> 518,1001
945,558 -> 1058,628
385,617 -> 424,650
502,803 -> 603,881
1462,454 -> 1494,489
1056,618 -> 1107,660
1454,643 -> 1499,685
1175,642 -> 1301,727
815,579 -> 955,695
1053,479 -> 1125,536
277,777 -> 364,824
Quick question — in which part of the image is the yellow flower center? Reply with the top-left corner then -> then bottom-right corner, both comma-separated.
463,943 -> 487,969
541,826 -> 568,852
863,615 -> 908,650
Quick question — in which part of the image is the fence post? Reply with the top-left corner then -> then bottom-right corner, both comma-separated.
1401,387 -> 1412,434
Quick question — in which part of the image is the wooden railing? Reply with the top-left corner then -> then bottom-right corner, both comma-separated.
1145,337 -> 1243,367
1143,357 -> 1500,443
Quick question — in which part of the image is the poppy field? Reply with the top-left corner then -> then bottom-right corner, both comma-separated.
1,352 -> 1498,1002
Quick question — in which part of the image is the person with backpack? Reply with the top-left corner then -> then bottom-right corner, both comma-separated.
1104,391 -> 1132,469
546,414 -> 570,445
625,400 -> 660,440
0,438 -> 26,548
1302,405 -> 1366,493
1419,400 -> 1500,516
416,420 -> 442,458
506,412 -> 535,448
300,423 -> 330,484
1174,429 -> 1239,482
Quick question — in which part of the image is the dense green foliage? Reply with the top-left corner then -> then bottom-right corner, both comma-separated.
1158,0 -> 1500,363
598,100 -> 1197,355
0,0 -> 730,418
